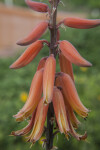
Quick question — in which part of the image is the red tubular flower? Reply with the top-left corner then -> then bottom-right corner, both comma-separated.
43,54 -> 56,104
25,0 -> 49,13
37,56 -> 48,71
27,98 -> 49,144
56,73 -> 89,118
14,69 -> 43,122
59,52 -> 74,81
17,21 -> 48,46
11,110 -> 36,136
53,87 -> 70,136
62,17 -> 100,29
59,40 -> 92,67
10,40 -> 44,69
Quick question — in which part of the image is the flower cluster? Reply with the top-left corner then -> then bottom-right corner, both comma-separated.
11,0 -> 100,146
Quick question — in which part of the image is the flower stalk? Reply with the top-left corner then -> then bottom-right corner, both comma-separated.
46,1 -> 59,149
49,0 -> 59,56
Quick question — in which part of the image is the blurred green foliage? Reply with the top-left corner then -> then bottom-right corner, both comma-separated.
64,0 -> 100,9
1,0 -> 100,10
0,25 -> 100,150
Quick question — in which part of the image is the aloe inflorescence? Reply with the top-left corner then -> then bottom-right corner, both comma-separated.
10,0 -> 100,149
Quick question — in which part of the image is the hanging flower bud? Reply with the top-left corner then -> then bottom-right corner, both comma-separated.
11,110 -> 36,136
14,69 -> 43,122
62,17 -> 100,29
55,75 -> 80,128
53,87 -> 70,135
56,73 -> 89,118
59,40 -> 92,67
17,21 -> 48,46
66,111 -> 87,141
68,108 -> 80,129
37,56 -> 48,71
59,52 -> 74,81
70,124 -> 87,140
43,54 -> 56,104
64,96 -> 80,129
27,98 -> 49,144
25,0 -> 49,13
10,40 -> 44,69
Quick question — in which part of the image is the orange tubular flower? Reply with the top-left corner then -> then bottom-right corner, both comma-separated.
14,69 -> 43,122
55,75 -> 80,129
56,73 -> 89,118
55,78 -> 86,140
53,87 -> 70,136
37,56 -> 48,71
63,17 -> 100,29
43,54 -> 56,104
59,40 -> 92,67
67,107 -> 80,129
25,0 -> 49,13
10,40 -> 44,69
69,123 -> 87,141
27,98 -> 49,144
59,52 -> 74,81
11,110 -> 36,136
17,21 -> 48,46
66,111 -> 87,141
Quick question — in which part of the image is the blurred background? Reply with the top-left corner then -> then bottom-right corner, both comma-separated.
0,0 -> 100,150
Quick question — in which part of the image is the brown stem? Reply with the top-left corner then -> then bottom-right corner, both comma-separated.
49,0 -> 58,56
46,0 -> 59,150
46,103 -> 54,150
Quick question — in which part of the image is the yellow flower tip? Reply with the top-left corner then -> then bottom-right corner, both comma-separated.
51,146 -> 58,150
43,98 -> 48,105
30,142 -> 35,149
22,136 -> 27,142
80,67 -> 88,72
65,133 -> 70,141
9,132 -> 15,136
74,74 -> 77,80
79,131 -> 87,141
20,92 -> 28,102
39,136 -> 46,145
97,95 -> 100,101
